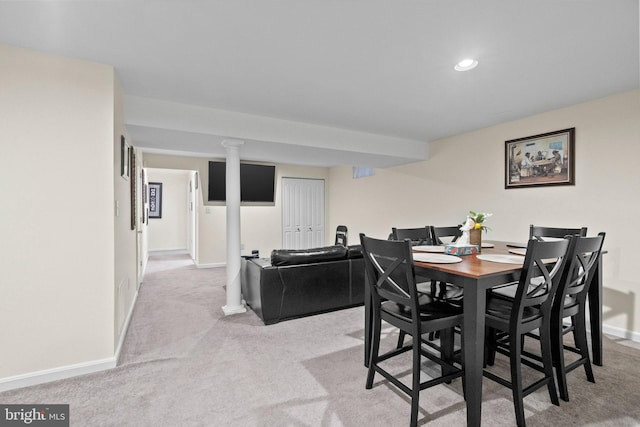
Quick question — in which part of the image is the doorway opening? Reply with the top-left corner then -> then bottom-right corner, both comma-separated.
143,168 -> 199,272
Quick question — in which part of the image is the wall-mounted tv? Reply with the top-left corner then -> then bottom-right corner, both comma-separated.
208,161 -> 276,203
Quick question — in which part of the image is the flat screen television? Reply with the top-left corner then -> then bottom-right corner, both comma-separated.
208,161 -> 276,202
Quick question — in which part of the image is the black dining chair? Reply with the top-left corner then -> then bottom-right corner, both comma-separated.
335,225 -> 348,246
495,233 -> 606,404
391,226 -> 432,246
483,237 -> 570,427
548,232 -> 606,401
360,233 -> 464,427
490,225 -> 587,299
529,224 -> 587,240
431,225 -> 463,246
391,226 -> 436,318
427,225 -> 465,301
392,226 -> 458,345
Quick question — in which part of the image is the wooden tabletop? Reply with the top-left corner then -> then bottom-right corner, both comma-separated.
412,240 -> 526,279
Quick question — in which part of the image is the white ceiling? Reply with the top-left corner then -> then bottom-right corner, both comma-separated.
1,1 -> 638,167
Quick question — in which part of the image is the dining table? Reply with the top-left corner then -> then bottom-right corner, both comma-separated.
362,240 -> 604,427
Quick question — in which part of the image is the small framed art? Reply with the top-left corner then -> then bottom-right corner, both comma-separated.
120,135 -> 130,180
148,182 -> 163,219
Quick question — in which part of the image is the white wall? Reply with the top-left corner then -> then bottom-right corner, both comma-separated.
0,45 -> 118,381
147,169 -> 191,251
329,90 -> 640,338
142,153 -> 331,265
113,72 -> 138,351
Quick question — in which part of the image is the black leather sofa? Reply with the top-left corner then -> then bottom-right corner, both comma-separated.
241,245 -> 365,325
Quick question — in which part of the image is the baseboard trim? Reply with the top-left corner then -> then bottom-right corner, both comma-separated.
0,287 -> 141,393
196,262 -> 225,269
603,323 -> 640,342
115,288 -> 139,364
148,248 -> 189,254
0,357 -> 116,393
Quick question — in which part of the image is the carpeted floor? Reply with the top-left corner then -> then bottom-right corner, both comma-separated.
1,252 -> 639,426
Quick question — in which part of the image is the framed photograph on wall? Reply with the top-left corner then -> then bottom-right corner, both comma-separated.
505,128 -> 575,189
130,148 -> 137,230
120,135 -> 130,180
148,182 -> 163,219
141,169 -> 147,224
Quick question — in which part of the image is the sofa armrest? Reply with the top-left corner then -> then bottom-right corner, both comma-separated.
241,258 -> 285,324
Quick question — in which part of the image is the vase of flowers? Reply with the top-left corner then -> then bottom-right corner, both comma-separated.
466,211 -> 492,249
469,228 -> 482,247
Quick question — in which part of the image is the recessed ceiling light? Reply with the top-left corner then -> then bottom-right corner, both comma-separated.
454,59 -> 478,71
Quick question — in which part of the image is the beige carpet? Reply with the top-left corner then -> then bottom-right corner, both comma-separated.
1,252 -> 639,426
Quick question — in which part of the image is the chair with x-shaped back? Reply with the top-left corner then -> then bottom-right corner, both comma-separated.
360,233 -> 463,427
550,232 -> 606,401
484,237 -> 570,427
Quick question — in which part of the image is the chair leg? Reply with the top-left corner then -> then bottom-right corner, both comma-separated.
574,310 -> 595,383
397,331 -> 406,349
410,332 -> 421,427
485,327 -> 497,366
366,315 -> 382,389
424,281 -> 439,342
539,321 -> 560,406
460,328 -> 466,400
551,315 -> 569,402
509,332 -> 526,427
440,328 -> 454,382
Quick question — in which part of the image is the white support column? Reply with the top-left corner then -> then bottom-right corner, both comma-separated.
221,139 -> 247,316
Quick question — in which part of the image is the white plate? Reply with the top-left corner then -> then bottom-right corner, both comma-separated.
506,242 -> 528,248
481,242 -> 495,248
413,245 -> 445,253
477,254 -> 525,264
413,253 -> 462,264
508,248 -> 527,256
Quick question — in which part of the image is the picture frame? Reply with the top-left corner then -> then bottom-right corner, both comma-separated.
505,128 -> 575,189
141,169 -> 147,224
148,182 -> 163,219
120,135 -> 130,180
130,148 -> 137,230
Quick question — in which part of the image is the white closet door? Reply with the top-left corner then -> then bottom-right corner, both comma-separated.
282,178 -> 325,249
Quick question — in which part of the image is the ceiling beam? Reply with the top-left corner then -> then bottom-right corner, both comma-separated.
124,95 -> 429,167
